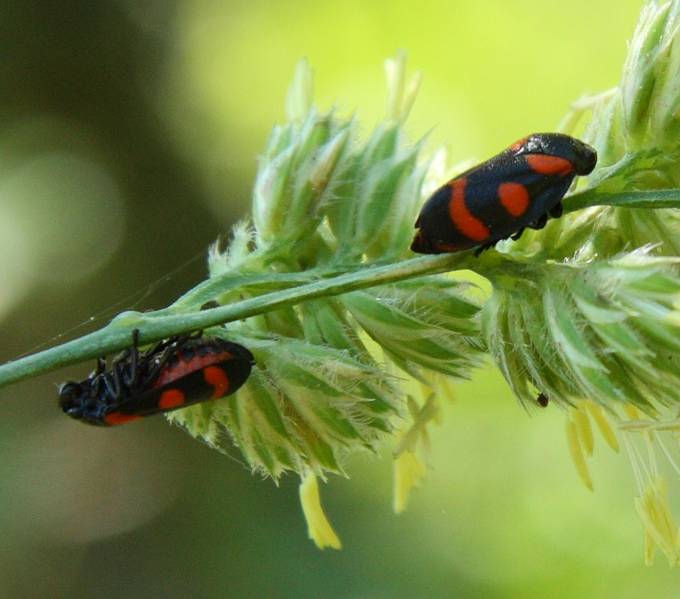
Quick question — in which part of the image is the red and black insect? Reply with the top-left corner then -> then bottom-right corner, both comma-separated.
58,330 -> 254,426
411,133 -> 597,254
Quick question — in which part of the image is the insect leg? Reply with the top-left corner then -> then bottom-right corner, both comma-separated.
94,357 -> 107,376
123,329 -> 141,387
140,337 -> 190,386
101,373 -> 119,402
473,243 -> 495,257
528,213 -> 548,230
549,202 -> 563,218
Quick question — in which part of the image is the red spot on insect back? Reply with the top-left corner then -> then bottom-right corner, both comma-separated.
448,178 -> 490,241
204,365 -> 230,399
498,182 -> 530,217
159,388 -> 186,410
526,155 -> 573,176
104,412 -> 142,425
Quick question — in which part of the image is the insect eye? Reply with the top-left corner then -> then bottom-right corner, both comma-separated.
58,382 -> 85,412
58,382 -> 81,400
522,135 -> 545,154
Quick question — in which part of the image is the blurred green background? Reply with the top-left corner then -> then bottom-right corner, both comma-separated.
1,1 -> 678,597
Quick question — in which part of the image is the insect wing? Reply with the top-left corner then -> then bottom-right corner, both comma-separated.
99,339 -> 254,425
413,153 -> 570,252
411,133 -> 597,254
113,352 -> 252,419
464,156 -> 574,234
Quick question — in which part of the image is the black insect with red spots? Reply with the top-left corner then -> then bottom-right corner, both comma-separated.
58,330 -> 254,426
411,133 -> 597,254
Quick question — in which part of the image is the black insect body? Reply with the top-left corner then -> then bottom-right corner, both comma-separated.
411,133 -> 597,254
58,330 -> 254,426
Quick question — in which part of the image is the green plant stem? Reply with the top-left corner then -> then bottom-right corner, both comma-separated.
4,187 -> 680,393
565,188 -> 680,211
0,253 -> 472,391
